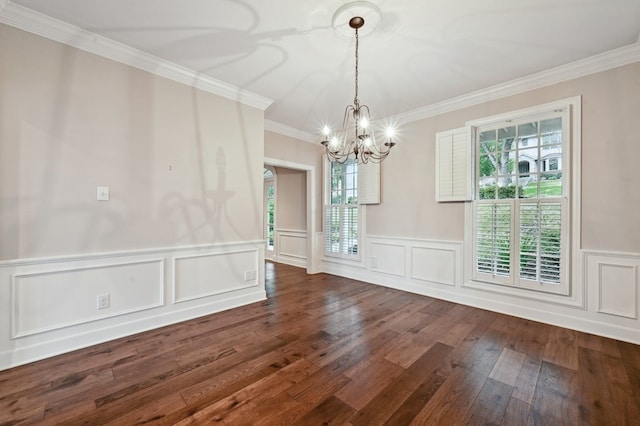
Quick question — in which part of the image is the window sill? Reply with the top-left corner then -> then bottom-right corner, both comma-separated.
462,278 -> 584,309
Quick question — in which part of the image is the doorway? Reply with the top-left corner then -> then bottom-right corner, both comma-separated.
263,158 -> 318,274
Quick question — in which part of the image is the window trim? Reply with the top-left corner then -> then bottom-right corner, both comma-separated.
463,96 -> 582,304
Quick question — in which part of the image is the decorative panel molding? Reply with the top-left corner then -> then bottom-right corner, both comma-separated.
586,251 -> 640,319
173,249 -> 259,303
598,264 -> 638,318
410,246 -> 457,286
370,242 -> 406,277
12,259 -> 164,338
276,230 -> 307,268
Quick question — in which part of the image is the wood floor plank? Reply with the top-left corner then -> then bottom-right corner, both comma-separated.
618,340 -> 640,410
543,327 -> 579,370
507,319 -> 551,361
579,346 -> 615,425
335,357 -> 404,410
511,356 -> 542,404
433,307 -> 498,378
1,262 -> 639,424
385,370 -> 447,424
459,327 -> 508,375
174,358 -> 319,424
350,342 -> 453,425
601,348 -> 640,422
490,347 -> 527,387
527,360 -> 580,425
410,366 -> 487,425
502,396 -> 531,425
292,395 -> 355,425
464,377 -> 513,424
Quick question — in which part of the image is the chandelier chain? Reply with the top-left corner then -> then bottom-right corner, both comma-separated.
354,27 -> 359,105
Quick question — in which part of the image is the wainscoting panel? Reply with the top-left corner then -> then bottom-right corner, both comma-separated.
586,251 -> 640,319
174,249 -> 259,303
12,259 -> 164,338
275,229 -> 307,268
410,246 -> 457,286
370,242 -> 406,277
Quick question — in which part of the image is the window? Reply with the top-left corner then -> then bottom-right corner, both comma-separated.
324,159 -> 360,259
264,167 -> 275,252
471,101 -> 575,295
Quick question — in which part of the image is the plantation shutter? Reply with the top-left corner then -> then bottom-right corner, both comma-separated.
358,160 -> 380,204
475,201 -> 513,285
324,205 -> 340,255
519,201 -> 563,284
436,127 -> 472,202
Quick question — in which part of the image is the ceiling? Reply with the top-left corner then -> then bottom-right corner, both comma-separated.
7,0 -> 640,138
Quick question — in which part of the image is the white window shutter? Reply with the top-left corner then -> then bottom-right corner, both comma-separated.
435,127 -> 472,202
358,160 -> 380,204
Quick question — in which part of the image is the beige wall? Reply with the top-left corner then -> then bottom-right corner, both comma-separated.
274,167 -> 306,231
0,24 -> 265,260
369,62 -> 640,254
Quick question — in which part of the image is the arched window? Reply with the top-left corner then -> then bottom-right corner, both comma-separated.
264,167 -> 275,252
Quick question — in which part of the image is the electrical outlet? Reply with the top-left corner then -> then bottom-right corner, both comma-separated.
371,257 -> 378,269
97,294 -> 110,309
244,270 -> 257,281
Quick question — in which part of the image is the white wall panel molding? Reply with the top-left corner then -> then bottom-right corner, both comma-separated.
0,240 -> 264,268
410,247 -> 458,287
12,259 -> 164,338
173,249 -> 260,304
275,230 -> 307,268
0,1 -> 272,110
585,251 -> 640,320
0,242 -> 266,371
369,242 -> 406,277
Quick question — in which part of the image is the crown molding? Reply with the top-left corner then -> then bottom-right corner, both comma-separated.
264,119 -> 316,143
0,1 -> 273,110
393,42 -> 640,125
268,41 -> 640,137
3,0 -> 639,132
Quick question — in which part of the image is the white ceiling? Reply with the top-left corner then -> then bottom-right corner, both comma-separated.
7,0 -> 640,137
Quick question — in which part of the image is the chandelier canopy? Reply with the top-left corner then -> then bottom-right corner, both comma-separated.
321,11 -> 396,164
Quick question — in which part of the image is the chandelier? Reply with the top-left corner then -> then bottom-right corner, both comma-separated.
321,14 -> 396,164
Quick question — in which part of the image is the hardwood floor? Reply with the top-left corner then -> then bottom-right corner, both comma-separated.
2,261 -> 640,425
